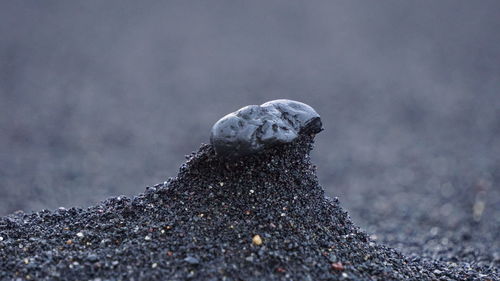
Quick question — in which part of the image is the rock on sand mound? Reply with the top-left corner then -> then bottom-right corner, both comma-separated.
0,100 -> 492,280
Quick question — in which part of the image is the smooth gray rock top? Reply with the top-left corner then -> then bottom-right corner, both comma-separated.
210,99 -> 322,158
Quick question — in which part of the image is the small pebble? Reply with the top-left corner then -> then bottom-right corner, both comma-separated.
473,200 -> 485,221
76,232 -> 84,238
184,256 -> 199,265
276,267 -> 286,273
252,235 -> 263,246
331,262 -> 344,271
87,254 -> 98,262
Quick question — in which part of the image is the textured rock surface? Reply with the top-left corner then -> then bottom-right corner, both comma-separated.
210,99 -> 322,158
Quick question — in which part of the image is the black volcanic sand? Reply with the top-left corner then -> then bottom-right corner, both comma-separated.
0,136 -> 496,280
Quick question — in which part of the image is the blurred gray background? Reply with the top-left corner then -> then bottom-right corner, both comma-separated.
1,0 -> 499,259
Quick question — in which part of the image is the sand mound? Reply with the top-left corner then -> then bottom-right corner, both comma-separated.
0,136 -> 493,280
